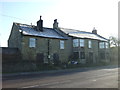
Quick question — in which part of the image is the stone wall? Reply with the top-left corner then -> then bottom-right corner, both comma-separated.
20,36 -> 72,64
8,23 -> 22,49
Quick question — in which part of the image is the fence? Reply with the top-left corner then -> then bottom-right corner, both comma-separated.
2,47 -> 21,63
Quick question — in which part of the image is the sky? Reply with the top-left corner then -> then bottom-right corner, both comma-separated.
0,0 -> 119,47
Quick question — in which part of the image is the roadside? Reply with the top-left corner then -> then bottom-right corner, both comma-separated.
2,64 -> 118,88
2,64 -> 118,80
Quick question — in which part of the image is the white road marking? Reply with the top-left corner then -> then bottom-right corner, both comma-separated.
22,85 -> 39,88
22,80 -> 71,88
103,68 -> 118,71
39,80 -> 71,86
92,80 -> 97,81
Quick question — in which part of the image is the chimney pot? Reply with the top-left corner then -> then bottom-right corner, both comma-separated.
40,16 -> 42,20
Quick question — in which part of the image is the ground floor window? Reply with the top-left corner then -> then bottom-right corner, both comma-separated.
88,52 -> 93,63
100,52 -> 105,59
106,53 -> 109,59
73,52 -> 79,59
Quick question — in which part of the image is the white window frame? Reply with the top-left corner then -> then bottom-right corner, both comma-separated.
60,40 -> 64,49
80,39 -> 84,47
29,38 -> 36,48
99,42 -> 105,49
73,39 -> 79,47
88,40 -> 92,48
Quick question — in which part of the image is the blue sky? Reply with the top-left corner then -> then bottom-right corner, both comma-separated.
0,0 -> 119,47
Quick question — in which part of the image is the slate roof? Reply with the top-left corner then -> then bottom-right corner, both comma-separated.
60,28 -> 108,41
16,23 -> 108,41
17,23 -> 67,39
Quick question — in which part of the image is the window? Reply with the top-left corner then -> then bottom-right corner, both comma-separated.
99,42 -> 105,49
29,38 -> 36,47
80,52 -> 85,59
73,52 -> 79,59
89,52 -> 93,62
100,52 -> 105,59
105,42 -> 109,48
106,53 -> 109,59
73,39 -> 79,47
88,40 -> 92,48
60,40 -> 64,49
80,39 -> 84,47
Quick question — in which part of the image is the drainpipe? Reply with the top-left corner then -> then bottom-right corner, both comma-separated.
48,39 -> 50,64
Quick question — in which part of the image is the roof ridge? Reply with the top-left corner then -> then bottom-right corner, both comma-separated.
60,27 -> 92,34
95,34 -> 108,40
15,22 -> 54,30
60,27 -> 80,31
14,22 -> 33,26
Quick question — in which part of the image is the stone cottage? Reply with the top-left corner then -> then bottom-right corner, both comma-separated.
8,16 -> 110,64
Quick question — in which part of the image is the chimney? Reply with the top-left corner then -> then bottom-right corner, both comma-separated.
37,16 -> 43,31
53,19 -> 58,29
92,27 -> 97,34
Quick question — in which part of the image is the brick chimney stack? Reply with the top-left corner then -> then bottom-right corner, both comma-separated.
37,16 -> 43,32
53,19 -> 58,29
92,27 -> 97,34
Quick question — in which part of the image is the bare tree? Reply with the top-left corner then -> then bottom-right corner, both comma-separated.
109,36 -> 120,47
109,36 -> 119,65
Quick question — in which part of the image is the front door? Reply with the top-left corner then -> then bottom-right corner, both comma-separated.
36,53 -> 44,65
53,53 -> 59,65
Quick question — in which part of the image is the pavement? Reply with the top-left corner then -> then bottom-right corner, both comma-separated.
3,65 -> 118,77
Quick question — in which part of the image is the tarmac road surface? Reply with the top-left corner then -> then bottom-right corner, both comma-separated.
2,65 -> 119,88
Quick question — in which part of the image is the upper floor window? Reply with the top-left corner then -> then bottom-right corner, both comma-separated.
99,42 -> 105,49
60,40 -> 64,49
73,39 -> 79,47
88,40 -> 92,48
105,42 -> 109,48
29,38 -> 36,47
80,39 -> 84,47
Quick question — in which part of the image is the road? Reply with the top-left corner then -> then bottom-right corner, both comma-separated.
2,66 -> 119,88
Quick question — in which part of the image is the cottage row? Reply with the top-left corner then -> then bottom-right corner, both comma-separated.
8,16 -> 110,64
